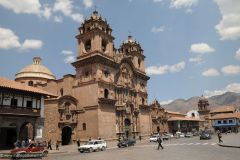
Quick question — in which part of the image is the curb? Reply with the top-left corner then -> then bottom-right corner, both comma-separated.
218,143 -> 240,148
48,151 -> 68,154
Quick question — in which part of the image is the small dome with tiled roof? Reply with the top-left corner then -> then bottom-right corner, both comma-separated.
15,57 -> 55,80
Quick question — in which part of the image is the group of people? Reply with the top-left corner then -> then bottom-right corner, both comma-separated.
14,139 -> 33,148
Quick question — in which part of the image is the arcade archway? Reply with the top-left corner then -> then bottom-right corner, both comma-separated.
19,122 -> 34,141
62,126 -> 72,145
0,123 -> 17,149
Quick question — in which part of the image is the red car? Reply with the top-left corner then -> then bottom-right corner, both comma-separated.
11,143 -> 48,156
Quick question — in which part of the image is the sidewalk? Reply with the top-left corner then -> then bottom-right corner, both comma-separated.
218,133 -> 240,148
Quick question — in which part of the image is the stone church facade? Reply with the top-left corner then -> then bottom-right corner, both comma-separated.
34,11 -> 151,144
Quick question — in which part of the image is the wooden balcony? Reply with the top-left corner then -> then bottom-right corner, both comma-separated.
0,105 -> 40,117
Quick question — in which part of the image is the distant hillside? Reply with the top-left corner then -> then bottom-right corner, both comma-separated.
163,92 -> 240,114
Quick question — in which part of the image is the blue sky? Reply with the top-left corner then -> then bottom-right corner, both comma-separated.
0,0 -> 240,104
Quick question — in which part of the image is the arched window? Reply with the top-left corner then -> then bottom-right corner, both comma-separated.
82,123 -> 86,131
142,98 -> 144,105
104,89 -> 109,99
85,39 -> 91,52
102,39 -> 107,52
60,88 -> 63,96
28,81 -> 33,86
192,113 -> 195,117
138,58 -> 141,68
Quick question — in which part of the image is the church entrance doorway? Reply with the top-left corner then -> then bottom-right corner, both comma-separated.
62,126 -> 72,145
124,118 -> 131,138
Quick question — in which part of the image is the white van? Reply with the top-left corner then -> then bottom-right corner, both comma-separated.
78,140 -> 107,153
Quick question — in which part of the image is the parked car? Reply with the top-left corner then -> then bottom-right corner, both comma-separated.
200,132 -> 211,140
162,133 -> 173,140
117,139 -> 136,148
78,140 -> 107,153
185,132 -> 193,138
149,135 -> 159,142
11,142 -> 48,156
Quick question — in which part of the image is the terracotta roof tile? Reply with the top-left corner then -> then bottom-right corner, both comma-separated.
210,106 -> 235,113
0,77 -> 56,97
210,113 -> 240,120
166,110 -> 186,115
167,116 -> 202,121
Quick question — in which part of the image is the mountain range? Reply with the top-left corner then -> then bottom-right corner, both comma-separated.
162,92 -> 240,114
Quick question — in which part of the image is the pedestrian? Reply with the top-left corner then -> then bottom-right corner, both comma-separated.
217,130 -> 223,143
56,141 -> 59,150
21,140 -> 25,148
47,139 -> 52,150
139,135 -> 142,141
89,137 -> 91,141
77,139 -> 80,147
157,136 -> 164,150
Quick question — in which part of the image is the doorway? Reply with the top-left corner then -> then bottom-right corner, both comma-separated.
62,126 -> 72,145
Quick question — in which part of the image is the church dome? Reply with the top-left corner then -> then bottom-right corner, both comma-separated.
15,57 -> 56,80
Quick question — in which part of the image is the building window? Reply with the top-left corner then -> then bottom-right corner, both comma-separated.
104,70 -> 109,78
85,71 -> 89,77
85,39 -> 91,52
217,121 -> 221,124
28,81 -> 33,86
138,58 -> 141,68
26,101 -> 32,108
83,123 -> 86,130
60,88 -> 63,96
102,39 -> 107,52
142,98 -> 144,105
11,99 -> 18,107
223,120 -> 227,124
229,120 -> 233,123
104,89 -> 109,99
192,113 -> 195,117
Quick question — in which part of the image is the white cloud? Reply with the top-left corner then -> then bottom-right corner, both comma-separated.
0,27 -> 43,51
71,13 -> 84,23
0,0 -> 86,23
83,0 -> 93,9
0,0 -> 41,14
190,43 -> 215,54
170,0 -> 198,9
0,27 -> 21,49
169,61 -> 185,72
151,26 -> 165,33
189,55 -> 203,64
21,39 -> 43,50
221,65 -> 240,75
202,68 -> 220,77
0,0 -> 52,19
215,0 -> 240,40
61,50 -> 73,55
64,55 -> 75,63
160,99 -> 173,105
53,0 -> 84,23
54,16 -> 63,23
235,48 -> 240,60
146,61 -> 185,75
153,0 -> 163,3
204,83 -> 240,97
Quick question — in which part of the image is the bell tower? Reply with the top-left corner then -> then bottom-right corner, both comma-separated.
76,10 -> 115,58
119,35 -> 145,73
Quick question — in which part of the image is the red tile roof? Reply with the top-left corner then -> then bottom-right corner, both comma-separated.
210,113 -> 240,120
168,116 -> 202,121
210,106 -> 235,114
0,77 -> 56,97
166,110 -> 185,115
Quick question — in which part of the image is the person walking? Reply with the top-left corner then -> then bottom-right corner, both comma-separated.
217,130 -> 223,143
77,139 -> 80,147
157,136 -> 164,150
56,141 -> 59,150
47,139 -> 52,150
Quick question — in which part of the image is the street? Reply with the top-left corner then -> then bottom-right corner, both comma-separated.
44,135 -> 239,160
